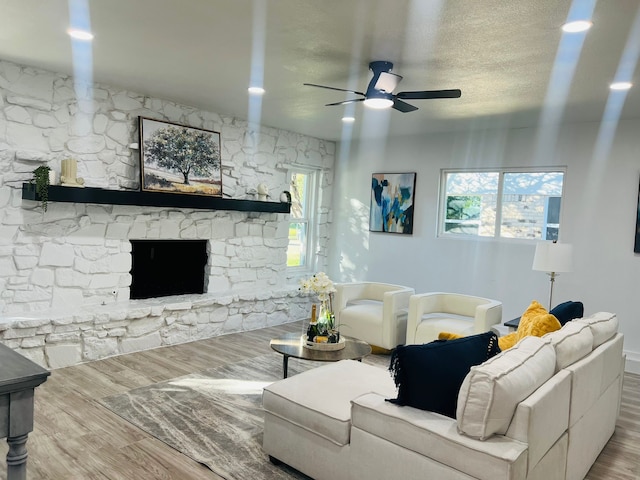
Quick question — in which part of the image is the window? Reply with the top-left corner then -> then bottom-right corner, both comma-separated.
287,168 -> 318,269
440,169 -> 565,240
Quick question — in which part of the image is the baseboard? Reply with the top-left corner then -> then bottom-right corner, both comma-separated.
624,349 -> 640,374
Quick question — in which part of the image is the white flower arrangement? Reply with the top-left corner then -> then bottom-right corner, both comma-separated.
300,272 -> 339,339
299,272 -> 336,303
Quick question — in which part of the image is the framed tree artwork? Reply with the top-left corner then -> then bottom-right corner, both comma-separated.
369,172 -> 416,234
138,117 -> 222,196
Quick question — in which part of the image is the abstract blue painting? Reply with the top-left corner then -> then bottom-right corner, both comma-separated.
370,172 -> 416,234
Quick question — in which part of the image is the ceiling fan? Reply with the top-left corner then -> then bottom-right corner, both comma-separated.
304,61 -> 461,113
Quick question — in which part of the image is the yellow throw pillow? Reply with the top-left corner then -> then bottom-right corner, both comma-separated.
439,300 -> 562,351
438,332 -> 464,341
498,300 -> 561,350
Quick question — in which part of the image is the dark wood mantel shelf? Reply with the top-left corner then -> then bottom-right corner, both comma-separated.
21,183 -> 291,213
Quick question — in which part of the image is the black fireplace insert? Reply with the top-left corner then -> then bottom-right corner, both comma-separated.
130,240 -> 208,299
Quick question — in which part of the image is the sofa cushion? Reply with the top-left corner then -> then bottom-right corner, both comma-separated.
341,300 -> 384,325
262,359 -> 395,446
550,301 -> 584,325
339,301 -> 385,347
543,320 -> 593,371
575,312 -> 618,348
456,336 -> 556,440
388,331 -> 500,418
352,393 -> 529,480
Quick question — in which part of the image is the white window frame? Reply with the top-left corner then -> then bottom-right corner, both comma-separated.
438,167 -> 567,241
286,166 -> 320,273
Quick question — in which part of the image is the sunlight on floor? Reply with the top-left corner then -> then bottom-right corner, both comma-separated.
169,377 -> 272,395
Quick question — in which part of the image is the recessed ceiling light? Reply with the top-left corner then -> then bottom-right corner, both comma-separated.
248,86 -> 265,95
610,81 -> 633,91
341,116 -> 355,123
67,28 -> 94,41
562,20 -> 593,33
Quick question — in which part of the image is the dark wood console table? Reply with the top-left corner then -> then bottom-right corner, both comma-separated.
0,343 -> 50,479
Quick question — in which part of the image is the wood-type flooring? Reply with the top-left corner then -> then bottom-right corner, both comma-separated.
0,321 -> 637,479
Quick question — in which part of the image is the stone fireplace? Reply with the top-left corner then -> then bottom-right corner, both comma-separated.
0,58 -> 334,370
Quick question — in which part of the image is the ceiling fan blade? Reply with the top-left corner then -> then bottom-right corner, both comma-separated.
325,98 -> 365,107
392,98 -> 418,113
396,89 -> 462,100
374,72 -> 403,93
303,83 -> 365,97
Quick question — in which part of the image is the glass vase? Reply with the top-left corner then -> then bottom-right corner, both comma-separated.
317,300 -> 329,328
318,299 -> 337,341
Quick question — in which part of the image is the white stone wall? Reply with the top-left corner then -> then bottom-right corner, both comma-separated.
0,59 -> 333,367
0,289 -> 310,369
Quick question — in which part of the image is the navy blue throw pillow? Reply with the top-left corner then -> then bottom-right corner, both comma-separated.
550,301 -> 584,326
387,331 -> 500,418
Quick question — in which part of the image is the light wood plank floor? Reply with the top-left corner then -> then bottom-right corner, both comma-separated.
1,321 -> 638,479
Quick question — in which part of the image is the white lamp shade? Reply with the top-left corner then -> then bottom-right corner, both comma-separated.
532,242 -> 573,273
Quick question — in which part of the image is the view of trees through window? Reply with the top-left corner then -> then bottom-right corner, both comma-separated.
287,171 -> 313,267
442,170 -> 564,240
445,195 -> 482,235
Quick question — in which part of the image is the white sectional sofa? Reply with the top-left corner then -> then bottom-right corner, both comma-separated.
262,312 -> 623,480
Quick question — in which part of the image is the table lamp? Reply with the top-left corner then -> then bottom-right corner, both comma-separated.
532,240 -> 573,310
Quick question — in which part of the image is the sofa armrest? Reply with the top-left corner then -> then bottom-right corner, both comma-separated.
505,370 -> 570,474
474,301 -> 503,333
406,293 -> 436,344
382,287 -> 414,346
351,392 -> 528,480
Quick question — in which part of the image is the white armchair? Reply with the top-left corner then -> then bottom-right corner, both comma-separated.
334,282 -> 415,350
405,292 -> 502,344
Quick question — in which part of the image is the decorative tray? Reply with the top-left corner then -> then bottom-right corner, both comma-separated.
302,335 -> 346,351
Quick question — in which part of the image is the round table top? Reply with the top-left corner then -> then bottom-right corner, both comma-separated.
270,332 -> 372,362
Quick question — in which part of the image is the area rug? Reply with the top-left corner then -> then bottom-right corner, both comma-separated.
100,353 -> 324,480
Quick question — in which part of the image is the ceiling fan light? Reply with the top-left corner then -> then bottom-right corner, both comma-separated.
363,97 -> 393,109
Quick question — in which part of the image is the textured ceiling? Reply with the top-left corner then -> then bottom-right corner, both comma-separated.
0,0 -> 639,141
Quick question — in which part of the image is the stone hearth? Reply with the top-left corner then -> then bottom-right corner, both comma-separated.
0,288 -> 311,369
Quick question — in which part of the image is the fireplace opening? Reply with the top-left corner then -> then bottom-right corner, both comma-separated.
130,240 -> 208,300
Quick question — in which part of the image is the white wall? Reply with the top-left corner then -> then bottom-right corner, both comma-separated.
329,119 -> 640,371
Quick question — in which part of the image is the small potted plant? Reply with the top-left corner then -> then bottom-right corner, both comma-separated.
31,165 -> 51,212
